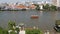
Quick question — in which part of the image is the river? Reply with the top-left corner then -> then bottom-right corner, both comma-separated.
0,11 -> 60,31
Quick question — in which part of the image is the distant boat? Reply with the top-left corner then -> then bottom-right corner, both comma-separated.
31,15 -> 39,19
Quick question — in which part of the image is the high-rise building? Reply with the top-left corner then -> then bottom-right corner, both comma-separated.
52,0 -> 60,7
57,0 -> 60,7
52,0 -> 57,6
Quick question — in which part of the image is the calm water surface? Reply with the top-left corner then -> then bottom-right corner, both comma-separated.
0,11 -> 60,31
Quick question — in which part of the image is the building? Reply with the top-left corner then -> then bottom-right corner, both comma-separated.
16,4 -> 27,9
40,5 -> 43,10
52,0 -> 57,6
28,4 -> 36,9
57,0 -> 60,7
52,0 -> 60,7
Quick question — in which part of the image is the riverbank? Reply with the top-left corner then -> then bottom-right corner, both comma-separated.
0,26 -> 43,34
0,9 -> 58,11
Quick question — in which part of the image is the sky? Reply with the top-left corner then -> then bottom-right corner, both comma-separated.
0,0 -> 51,3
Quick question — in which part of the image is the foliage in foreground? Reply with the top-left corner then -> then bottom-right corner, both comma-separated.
8,21 -> 16,30
0,27 -> 8,34
0,21 -> 43,34
26,29 -> 43,34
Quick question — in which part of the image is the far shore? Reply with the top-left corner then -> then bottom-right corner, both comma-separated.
0,9 -> 58,11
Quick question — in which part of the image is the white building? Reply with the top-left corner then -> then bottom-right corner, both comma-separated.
57,0 -> 60,7
40,5 -> 43,10
39,4 -> 43,10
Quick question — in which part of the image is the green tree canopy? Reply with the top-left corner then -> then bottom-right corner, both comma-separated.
43,4 -> 49,10
50,5 -> 57,11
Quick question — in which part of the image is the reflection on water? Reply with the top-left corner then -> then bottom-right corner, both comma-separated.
39,11 -> 43,17
0,11 -> 60,31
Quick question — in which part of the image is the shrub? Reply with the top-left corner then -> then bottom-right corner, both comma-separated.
8,21 -> 16,30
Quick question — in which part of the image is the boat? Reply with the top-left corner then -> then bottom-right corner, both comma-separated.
31,15 -> 39,19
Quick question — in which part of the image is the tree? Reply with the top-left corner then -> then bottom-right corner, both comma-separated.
36,6 -> 40,10
50,5 -> 57,11
33,4 -> 40,10
43,4 -> 50,10
35,5 -> 40,10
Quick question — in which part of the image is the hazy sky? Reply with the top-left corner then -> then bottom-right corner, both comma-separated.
0,0 -> 51,3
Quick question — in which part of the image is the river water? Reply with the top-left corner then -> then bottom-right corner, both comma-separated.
0,11 -> 60,31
